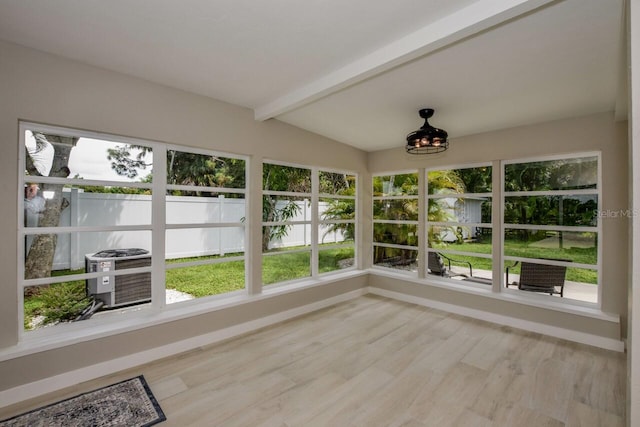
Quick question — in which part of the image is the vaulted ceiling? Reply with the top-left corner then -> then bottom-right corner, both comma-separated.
0,0 -> 626,151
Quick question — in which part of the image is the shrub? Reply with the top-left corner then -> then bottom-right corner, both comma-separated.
38,281 -> 91,325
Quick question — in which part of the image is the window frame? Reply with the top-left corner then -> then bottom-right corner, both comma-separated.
371,170 -> 419,273
372,152 -> 602,308
425,162 -> 494,285
262,161 -> 358,286
18,122 -> 251,338
317,168 -> 358,275
163,144 -> 249,303
500,152 -> 602,307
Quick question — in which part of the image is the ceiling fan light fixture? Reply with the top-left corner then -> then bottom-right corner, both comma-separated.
405,108 -> 449,154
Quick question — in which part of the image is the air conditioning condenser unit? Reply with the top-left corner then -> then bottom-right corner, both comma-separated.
85,248 -> 151,308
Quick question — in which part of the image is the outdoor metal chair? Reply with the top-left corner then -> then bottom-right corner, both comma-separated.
505,260 -> 567,297
428,251 -> 472,278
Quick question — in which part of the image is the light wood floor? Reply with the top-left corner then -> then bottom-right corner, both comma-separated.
0,295 -> 626,426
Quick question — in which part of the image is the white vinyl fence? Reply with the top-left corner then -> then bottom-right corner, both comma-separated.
31,189 -> 344,270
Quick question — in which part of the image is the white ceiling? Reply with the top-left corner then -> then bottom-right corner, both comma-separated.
0,0 -> 626,152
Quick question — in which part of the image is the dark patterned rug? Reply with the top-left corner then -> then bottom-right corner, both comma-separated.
0,375 -> 165,427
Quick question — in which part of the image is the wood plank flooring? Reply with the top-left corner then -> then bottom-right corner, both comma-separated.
0,295 -> 626,426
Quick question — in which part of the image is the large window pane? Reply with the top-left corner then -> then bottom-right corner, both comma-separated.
319,172 -> 356,195
374,199 -> 418,221
166,227 -> 245,259
165,260 -> 245,303
427,253 -> 493,284
24,186 -> 154,228
428,165 -> 492,195
262,224 -> 311,252
428,226 -> 492,253
25,131 -> 153,182
373,223 -> 418,246
504,195 -> 597,226
25,254 -> 153,331
373,173 -> 418,196
318,222 -> 353,245
24,230 -> 152,280
166,194 -> 245,225
263,196 -> 311,223
166,150 -> 245,189
263,252 -> 311,285
504,260 -> 597,302
429,197 -> 491,224
24,279 -> 88,331
263,164 -> 311,192
503,229 -> 597,265
504,156 -> 597,191
319,245 -> 355,273
373,247 -> 417,270
320,198 -> 355,221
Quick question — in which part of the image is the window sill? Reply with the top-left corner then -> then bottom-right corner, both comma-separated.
367,267 -> 619,324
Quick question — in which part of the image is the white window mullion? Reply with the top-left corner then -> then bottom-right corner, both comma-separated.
503,189 -> 598,197
418,168 -> 426,279
373,242 -> 419,251
17,124 -> 27,340
152,145 -> 167,309
248,157 -> 263,295
495,159 -> 503,292
596,152 -> 603,308
311,168 -> 319,277
503,224 -> 598,233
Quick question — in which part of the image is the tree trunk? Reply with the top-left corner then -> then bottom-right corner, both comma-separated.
24,134 -> 76,291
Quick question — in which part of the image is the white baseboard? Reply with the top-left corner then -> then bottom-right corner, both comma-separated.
0,288 -> 366,409
368,287 -> 625,352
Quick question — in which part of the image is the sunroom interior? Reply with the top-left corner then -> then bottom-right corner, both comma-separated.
1,0 -> 639,424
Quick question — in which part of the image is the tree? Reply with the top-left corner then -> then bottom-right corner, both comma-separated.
24,133 -> 77,289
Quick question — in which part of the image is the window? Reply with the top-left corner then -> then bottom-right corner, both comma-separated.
164,148 -> 247,303
262,163 -> 357,286
319,170 -> 357,273
19,123 -> 248,333
426,165 -> 493,284
372,153 -> 600,305
503,154 -> 600,303
262,163 -> 312,285
372,172 -> 418,271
